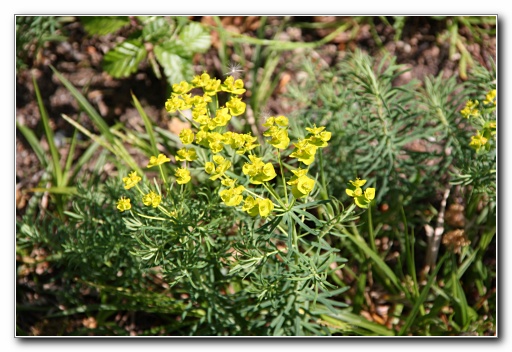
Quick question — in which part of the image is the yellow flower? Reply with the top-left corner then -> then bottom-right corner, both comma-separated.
258,198 -> 274,217
241,196 -> 274,217
204,156 -> 231,180
147,154 -> 171,168
469,132 -> 488,153
116,197 -> 131,212
226,96 -> 246,116
349,178 -> 366,188
122,171 -> 141,190
165,95 -> 187,113
221,76 -> 246,95
191,72 -> 212,88
221,177 -> 236,188
242,155 -> 277,184
346,178 -> 375,209
242,196 -> 260,217
219,185 -> 245,207
206,132 -> 225,154
213,107 -> 232,127
175,167 -> 191,184
142,191 -> 162,208
179,129 -> 195,145
483,89 -> 496,106
172,81 -> 193,95
289,139 -> 317,165
287,168 -> 315,198
460,100 -> 480,119
204,78 -> 222,96
306,125 -> 331,148
263,125 -> 290,150
175,148 -> 197,162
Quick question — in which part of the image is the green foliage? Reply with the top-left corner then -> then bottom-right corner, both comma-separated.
16,16 -> 70,71
286,50 -> 496,335
81,16 -> 212,85
16,17 -> 496,336
80,16 -> 130,36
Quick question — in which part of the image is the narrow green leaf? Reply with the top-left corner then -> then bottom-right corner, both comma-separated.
50,66 -> 114,143
28,186 -> 78,195
131,93 -> 159,156
16,122 -> 47,168
32,74 -> 62,186
290,211 -> 318,236
338,224 -> 404,293
398,253 -> 448,336
322,310 -> 395,336
62,129 -> 78,186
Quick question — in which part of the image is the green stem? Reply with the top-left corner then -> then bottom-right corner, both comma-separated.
277,151 -> 289,206
158,164 -> 168,184
263,182 -> 287,209
368,205 -> 377,252
318,151 -> 328,200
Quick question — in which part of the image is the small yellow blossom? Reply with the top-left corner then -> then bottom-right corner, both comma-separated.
147,154 -> 171,168
204,156 -> 231,180
290,139 -> 317,165
287,168 -> 315,198
221,76 -> 246,95
258,198 -> 274,217
306,125 -> 332,148
142,191 -> 162,208
213,107 -> 232,127
226,96 -> 246,116
242,155 -> 277,184
483,89 -> 496,106
219,185 -> 245,207
116,197 -> 131,212
122,171 -> 141,190
242,196 -> 260,217
165,95 -> 188,113
469,132 -> 488,153
221,177 -> 237,188
346,178 -> 375,209
175,167 -> 191,184
460,100 -> 480,119
179,129 -> 195,145
175,148 -> 197,162
172,81 -> 193,95
242,196 -> 274,217
263,125 -> 290,150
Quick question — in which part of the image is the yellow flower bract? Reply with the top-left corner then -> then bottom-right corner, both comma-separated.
147,154 -> 171,168
117,197 -> 131,212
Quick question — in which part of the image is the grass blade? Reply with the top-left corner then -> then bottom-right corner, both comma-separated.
131,92 -> 159,156
32,73 -> 62,186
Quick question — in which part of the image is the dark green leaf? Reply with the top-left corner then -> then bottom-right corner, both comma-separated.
80,16 -> 130,36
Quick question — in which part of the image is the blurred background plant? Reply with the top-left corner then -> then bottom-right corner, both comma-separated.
16,16 -> 72,72
16,15 -> 496,336
80,16 -> 212,86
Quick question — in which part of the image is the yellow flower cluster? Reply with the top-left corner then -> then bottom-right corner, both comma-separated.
345,178 -> 375,209
460,100 -> 480,119
117,72 -> 335,218
483,89 -> 496,106
460,89 -> 496,154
